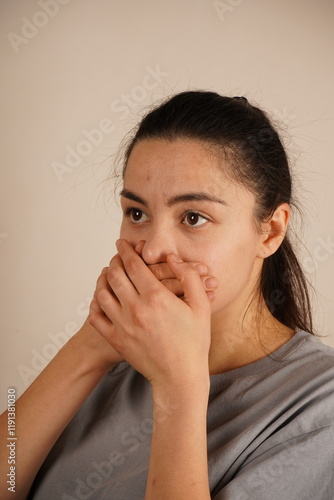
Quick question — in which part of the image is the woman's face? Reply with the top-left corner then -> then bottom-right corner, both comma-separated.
120,139 -> 265,319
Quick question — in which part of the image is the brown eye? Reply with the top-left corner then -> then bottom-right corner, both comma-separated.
131,209 -> 143,221
126,208 -> 149,224
183,212 -> 208,227
187,213 -> 199,225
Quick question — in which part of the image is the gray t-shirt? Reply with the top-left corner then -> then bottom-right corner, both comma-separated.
28,331 -> 334,499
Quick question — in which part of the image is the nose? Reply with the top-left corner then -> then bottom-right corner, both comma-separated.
135,227 -> 177,265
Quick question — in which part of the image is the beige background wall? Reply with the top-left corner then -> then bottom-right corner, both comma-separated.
1,0 -> 333,410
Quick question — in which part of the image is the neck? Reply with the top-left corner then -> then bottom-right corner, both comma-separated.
208,298 -> 295,375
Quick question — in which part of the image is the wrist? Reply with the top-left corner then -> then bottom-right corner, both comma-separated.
69,320 -> 120,374
151,369 -> 210,413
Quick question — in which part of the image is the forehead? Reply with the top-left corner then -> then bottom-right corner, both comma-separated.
124,138 -> 225,189
123,139 -> 256,211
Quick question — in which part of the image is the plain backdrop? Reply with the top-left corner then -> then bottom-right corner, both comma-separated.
0,0 -> 333,411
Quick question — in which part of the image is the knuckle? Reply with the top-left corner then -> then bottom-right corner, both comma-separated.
98,266 -> 108,276
90,297 -> 98,311
107,267 -> 121,286
191,263 -> 207,275
149,263 -> 166,280
88,310 -> 98,327
148,263 -> 160,278
126,256 -> 142,275
146,288 -> 165,307
161,279 -> 182,296
96,288 -> 110,305
131,304 -> 148,327
96,273 -> 103,287
181,265 -> 198,279
109,254 -> 120,267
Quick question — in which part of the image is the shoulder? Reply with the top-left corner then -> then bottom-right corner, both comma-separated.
280,331 -> 334,396
287,330 -> 334,362
263,331 -> 334,427
210,331 -> 334,439
211,334 -> 334,499
260,330 -> 334,385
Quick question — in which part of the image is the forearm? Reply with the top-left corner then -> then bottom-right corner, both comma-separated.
145,376 -> 211,500
0,322 -> 117,500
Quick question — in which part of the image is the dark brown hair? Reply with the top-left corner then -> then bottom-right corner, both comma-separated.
122,91 -> 313,334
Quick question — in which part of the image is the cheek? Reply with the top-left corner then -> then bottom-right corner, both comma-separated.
205,234 -> 260,288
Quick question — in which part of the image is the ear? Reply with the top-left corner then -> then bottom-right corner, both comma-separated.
257,203 -> 291,258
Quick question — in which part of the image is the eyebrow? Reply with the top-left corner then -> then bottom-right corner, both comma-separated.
120,189 -> 228,207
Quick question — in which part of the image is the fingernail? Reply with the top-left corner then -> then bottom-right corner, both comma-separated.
170,254 -> 183,263
206,290 -> 216,302
204,277 -> 218,289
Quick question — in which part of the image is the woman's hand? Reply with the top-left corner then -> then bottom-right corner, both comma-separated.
148,261 -> 218,302
88,240 -> 218,373
89,239 -> 214,387
78,317 -> 125,368
134,239 -> 218,301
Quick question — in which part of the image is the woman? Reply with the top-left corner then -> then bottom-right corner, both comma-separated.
1,91 -> 334,500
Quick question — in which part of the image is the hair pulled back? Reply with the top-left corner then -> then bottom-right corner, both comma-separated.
123,91 -> 313,334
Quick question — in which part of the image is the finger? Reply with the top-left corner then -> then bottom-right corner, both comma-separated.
160,275 -> 218,297
191,263 -> 208,276
95,265 -> 124,303
89,295 -> 116,340
136,241 -> 208,280
90,268 -> 114,323
206,290 -> 216,303
203,276 -> 219,290
107,253 -> 139,305
93,264 -> 125,322
148,261 -> 208,281
94,282 -> 122,328
160,278 -> 184,296
116,239 -> 161,295
167,254 -> 211,312
135,240 -> 146,255
96,267 -> 113,294
160,282 -> 216,303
